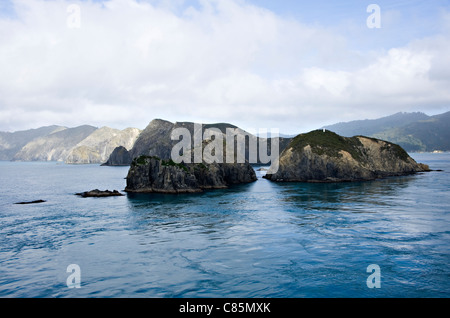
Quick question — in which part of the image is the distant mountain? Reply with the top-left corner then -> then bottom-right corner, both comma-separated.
3,110 -> 447,163
323,111 -> 450,152
323,112 -> 429,137
65,127 -> 141,164
1,124 -> 141,163
0,125 -> 66,160
13,125 -> 98,161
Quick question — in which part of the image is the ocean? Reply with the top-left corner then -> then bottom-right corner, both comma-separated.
0,153 -> 449,298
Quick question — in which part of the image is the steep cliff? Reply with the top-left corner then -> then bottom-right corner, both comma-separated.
128,119 -> 176,160
65,127 -> 140,164
125,156 -> 257,193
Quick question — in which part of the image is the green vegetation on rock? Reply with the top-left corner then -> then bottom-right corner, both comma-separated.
379,140 -> 410,161
265,129 -> 428,183
133,155 -> 161,166
161,158 -> 189,172
290,130 -> 364,161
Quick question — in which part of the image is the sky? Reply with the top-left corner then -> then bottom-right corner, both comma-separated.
0,0 -> 449,134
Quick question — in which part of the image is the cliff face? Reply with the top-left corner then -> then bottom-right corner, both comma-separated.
125,156 -> 257,193
65,127 -> 140,164
264,130 -> 429,182
128,119 -> 175,160
11,125 -> 140,164
0,125 -> 66,160
13,125 -> 97,162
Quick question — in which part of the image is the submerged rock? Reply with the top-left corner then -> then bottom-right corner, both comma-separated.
264,130 -> 430,182
76,189 -> 124,197
125,156 -> 257,194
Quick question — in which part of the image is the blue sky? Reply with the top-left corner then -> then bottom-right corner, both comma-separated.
0,0 -> 449,133
243,0 -> 449,54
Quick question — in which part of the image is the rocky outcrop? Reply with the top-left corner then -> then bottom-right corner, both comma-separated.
76,189 -> 124,197
128,119 -> 175,160
264,130 -> 429,182
125,119 -> 291,164
101,146 -> 132,166
125,156 -> 257,193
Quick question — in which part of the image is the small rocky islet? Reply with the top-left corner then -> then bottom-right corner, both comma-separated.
263,129 -> 430,182
125,156 -> 257,194
76,189 -> 124,197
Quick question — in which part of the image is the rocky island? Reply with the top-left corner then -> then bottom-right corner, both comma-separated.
125,156 -> 257,193
264,129 -> 430,182
76,189 -> 124,197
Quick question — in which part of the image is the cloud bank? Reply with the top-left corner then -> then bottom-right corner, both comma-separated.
0,0 -> 449,133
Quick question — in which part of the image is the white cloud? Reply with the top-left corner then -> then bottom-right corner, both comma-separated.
0,0 -> 449,133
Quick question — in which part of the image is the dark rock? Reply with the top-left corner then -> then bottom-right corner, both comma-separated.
125,156 -> 257,194
101,146 -> 132,166
76,189 -> 124,197
128,119 -> 175,160
264,130 -> 430,182
125,119 -> 291,164
14,199 -> 46,204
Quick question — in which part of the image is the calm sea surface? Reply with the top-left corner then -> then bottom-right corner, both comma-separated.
0,153 -> 449,298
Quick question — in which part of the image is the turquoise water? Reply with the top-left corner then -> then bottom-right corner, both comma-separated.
0,153 -> 449,298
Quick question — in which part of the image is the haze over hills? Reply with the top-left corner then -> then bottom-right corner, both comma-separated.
13,125 -> 98,162
323,112 -> 430,137
323,111 -> 450,152
0,125 -> 141,164
0,125 -> 66,160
